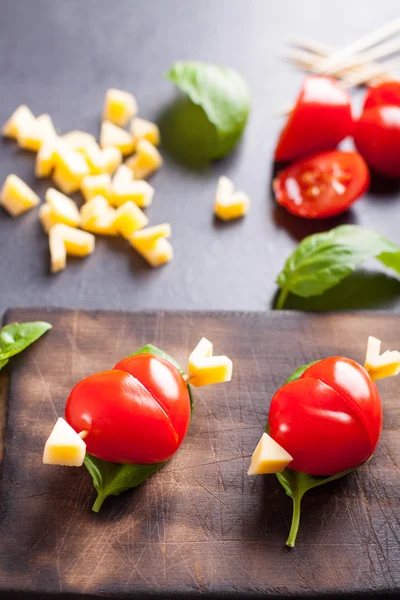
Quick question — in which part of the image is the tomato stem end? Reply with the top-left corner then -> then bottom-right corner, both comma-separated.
286,494 -> 302,548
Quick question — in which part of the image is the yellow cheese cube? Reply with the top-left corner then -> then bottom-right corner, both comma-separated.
114,201 -> 149,239
125,139 -> 163,179
43,418 -> 86,466
82,206 -> 118,236
45,188 -> 80,227
103,88 -> 138,127
248,433 -> 293,475
188,355 -> 232,387
103,147 -> 122,174
83,142 -> 109,175
2,105 -> 35,139
39,204 -> 58,233
364,336 -> 400,380
52,223 -> 95,257
188,337 -> 213,374
130,117 -> 160,147
100,120 -> 135,156
49,227 -> 67,272
17,114 -> 57,152
112,179 -> 154,208
131,237 -> 173,267
215,190 -> 250,221
0,174 -> 40,216
130,223 -> 171,250
81,174 -> 112,202
52,141 -> 90,193
35,136 -> 58,178
112,164 -> 133,187
80,195 -> 109,225
62,130 -> 96,152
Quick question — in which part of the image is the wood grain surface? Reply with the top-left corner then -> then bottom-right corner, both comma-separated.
0,308 -> 399,599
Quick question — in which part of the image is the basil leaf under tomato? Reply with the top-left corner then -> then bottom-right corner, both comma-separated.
0,321 -> 52,361
273,360 -> 355,547
275,225 -> 400,310
84,344 -> 192,512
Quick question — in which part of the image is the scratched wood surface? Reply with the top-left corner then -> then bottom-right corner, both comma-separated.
0,308 -> 399,600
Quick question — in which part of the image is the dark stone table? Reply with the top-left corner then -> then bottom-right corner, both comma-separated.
1,0 -> 399,317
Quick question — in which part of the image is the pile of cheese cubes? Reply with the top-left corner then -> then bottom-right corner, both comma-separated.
0,89 -> 172,272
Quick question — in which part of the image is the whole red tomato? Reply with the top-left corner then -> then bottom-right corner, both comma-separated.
354,105 -> 400,178
273,151 -> 369,218
363,81 -> 400,111
275,76 -> 353,162
65,353 -> 191,464
268,357 -> 382,476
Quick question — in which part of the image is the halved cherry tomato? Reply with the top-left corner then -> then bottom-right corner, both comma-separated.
363,81 -> 400,111
273,151 -> 369,218
268,357 -> 382,476
65,353 -> 191,464
354,105 -> 400,178
275,76 -> 353,162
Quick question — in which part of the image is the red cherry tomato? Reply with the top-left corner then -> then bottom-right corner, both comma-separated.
273,151 -> 370,218
268,357 -> 382,476
65,353 -> 191,464
354,105 -> 400,178
275,76 -> 353,162
363,81 -> 400,111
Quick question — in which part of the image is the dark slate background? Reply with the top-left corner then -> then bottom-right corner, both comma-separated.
1,0 -> 399,318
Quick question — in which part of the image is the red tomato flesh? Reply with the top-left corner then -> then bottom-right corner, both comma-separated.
268,357 -> 382,476
273,151 -> 370,218
275,76 -> 353,162
354,105 -> 400,178
363,81 -> 400,111
65,353 -> 191,464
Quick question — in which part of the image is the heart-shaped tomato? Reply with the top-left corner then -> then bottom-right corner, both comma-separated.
65,354 -> 191,464
268,357 -> 382,476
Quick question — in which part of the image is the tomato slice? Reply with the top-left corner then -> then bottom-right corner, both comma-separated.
274,76 -> 353,162
354,105 -> 400,178
273,150 -> 370,218
363,81 -> 400,111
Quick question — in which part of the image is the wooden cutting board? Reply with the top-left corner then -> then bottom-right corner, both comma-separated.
0,308 -> 399,599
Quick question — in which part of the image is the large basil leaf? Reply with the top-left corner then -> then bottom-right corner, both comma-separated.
273,360 -> 355,546
84,344 -> 192,512
275,225 -> 400,309
165,61 -> 250,159
84,455 -> 164,513
0,321 -> 52,361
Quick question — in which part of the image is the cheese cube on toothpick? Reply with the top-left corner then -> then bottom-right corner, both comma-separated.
125,139 -> 163,179
214,176 -> 250,221
100,120 -> 135,156
43,418 -> 86,466
103,88 -> 138,127
248,433 -> 293,475
2,105 -> 35,139
187,336 -> 232,386
0,174 -> 40,216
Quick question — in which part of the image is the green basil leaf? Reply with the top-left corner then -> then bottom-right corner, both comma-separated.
0,321 -> 52,361
84,344 -> 192,511
165,60 -> 250,159
0,358 -> 9,371
274,360 -> 354,546
84,454 -> 165,513
276,468 -> 354,547
275,225 -> 400,309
